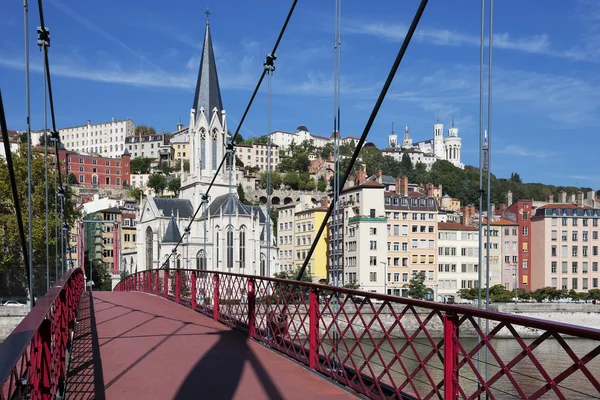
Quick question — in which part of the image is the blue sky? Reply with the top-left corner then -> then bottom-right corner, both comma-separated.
1,0 -> 599,189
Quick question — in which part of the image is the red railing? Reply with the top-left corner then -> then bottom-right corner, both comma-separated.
0,268 -> 85,400
115,270 -> 600,400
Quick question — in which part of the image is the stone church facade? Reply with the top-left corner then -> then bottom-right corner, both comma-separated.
133,17 -> 278,277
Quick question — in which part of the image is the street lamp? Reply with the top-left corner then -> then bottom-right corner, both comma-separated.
380,262 -> 388,295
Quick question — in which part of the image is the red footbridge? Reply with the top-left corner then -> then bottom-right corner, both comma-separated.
2,268 -> 600,399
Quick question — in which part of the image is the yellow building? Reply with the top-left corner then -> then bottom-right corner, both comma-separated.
293,207 -> 328,282
170,130 -> 189,164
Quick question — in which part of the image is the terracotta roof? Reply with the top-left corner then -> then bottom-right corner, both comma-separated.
483,217 -> 518,226
537,203 -> 591,210
341,180 -> 385,193
438,222 -> 478,231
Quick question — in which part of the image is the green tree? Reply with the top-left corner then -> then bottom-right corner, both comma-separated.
259,171 -> 283,192
0,149 -> 79,299
68,173 -> 77,185
147,173 -> 167,195
283,171 -> 300,190
317,177 -> 327,192
156,162 -> 175,174
127,187 -> 145,201
168,177 -> 181,197
294,152 -> 311,173
277,157 -> 295,173
135,125 -> 156,135
304,179 -> 316,191
130,157 -> 153,174
404,272 -> 433,300
237,183 -> 247,204
320,142 -> 334,159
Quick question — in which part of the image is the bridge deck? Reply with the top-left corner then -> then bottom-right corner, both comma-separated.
66,291 -> 353,400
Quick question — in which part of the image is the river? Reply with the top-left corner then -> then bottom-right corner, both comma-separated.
320,336 -> 600,399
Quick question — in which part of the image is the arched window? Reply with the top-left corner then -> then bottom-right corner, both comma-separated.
239,227 -> 246,269
196,250 -> 206,270
226,225 -> 233,270
176,255 -> 181,269
200,128 -> 206,170
212,129 -> 218,169
260,253 -> 266,276
145,227 -> 153,270
216,226 -> 220,269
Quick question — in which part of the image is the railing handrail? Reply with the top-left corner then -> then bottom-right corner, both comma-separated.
119,269 -> 600,340
0,268 -> 83,383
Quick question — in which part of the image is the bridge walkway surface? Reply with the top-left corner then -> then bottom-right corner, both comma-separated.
66,291 -> 354,400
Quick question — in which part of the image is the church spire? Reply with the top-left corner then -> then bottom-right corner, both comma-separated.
192,10 -> 223,120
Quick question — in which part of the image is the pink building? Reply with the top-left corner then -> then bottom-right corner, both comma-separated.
531,204 -> 600,292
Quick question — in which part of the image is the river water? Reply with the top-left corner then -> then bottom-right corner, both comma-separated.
321,336 -> 600,399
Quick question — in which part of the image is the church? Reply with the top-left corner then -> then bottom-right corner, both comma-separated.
134,16 -> 278,277
382,116 -> 464,170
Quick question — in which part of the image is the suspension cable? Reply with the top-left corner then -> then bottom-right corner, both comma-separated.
39,25 -> 50,291
36,0 -> 74,273
24,0 -> 35,309
331,0 -> 342,287
265,66 -> 274,277
0,92 -> 33,305
159,0 -> 298,269
295,0 -> 429,281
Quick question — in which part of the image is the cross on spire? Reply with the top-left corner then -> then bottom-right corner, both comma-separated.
391,122 -> 394,134
205,8 -> 211,25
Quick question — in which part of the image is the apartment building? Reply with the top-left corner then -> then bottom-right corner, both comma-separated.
58,146 -> 131,187
503,199 -> 534,290
294,207 -> 328,281
482,222 -> 502,289
60,118 -> 135,158
384,176 -> 438,297
236,142 -> 280,171
278,203 -> 296,273
170,130 -> 190,163
531,205 -> 600,291
437,222 -> 479,300
125,133 -> 168,159
336,175 -> 387,293
498,219 -> 519,291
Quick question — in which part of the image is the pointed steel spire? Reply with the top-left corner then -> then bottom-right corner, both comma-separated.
452,114 -> 455,127
162,211 -> 182,243
192,11 -> 223,120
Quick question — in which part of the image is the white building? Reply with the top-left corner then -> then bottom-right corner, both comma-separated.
125,133 -> 168,159
135,16 -> 277,277
269,126 -> 360,154
382,117 -> 464,170
437,222 -> 480,302
60,117 -> 135,158
235,142 -> 280,171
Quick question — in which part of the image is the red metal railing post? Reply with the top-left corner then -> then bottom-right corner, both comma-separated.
248,279 -> 256,338
164,270 -> 168,299
309,287 -> 319,370
191,271 -> 197,309
176,270 -> 181,303
213,275 -> 220,322
155,270 -> 159,295
444,312 -> 459,400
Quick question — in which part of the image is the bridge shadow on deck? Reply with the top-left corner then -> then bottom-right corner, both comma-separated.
66,292 -> 106,399
66,291 -> 351,399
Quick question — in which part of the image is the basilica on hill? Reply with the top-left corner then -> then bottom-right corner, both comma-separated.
135,16 -> 277,276
382,116 -> 464,170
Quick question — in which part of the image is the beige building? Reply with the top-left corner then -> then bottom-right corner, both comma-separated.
441,195 -> 461,212
531,205 -> 600,291
437,222 -> 480,300
335,176 -> 388,293
384,176 -> 438,298
170,130 -> 190,163
61,118 -> 135,158
236,142 -> 280,171
278,203 -> 296,272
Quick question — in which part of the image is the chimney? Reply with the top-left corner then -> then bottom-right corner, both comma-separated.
547,193 -> 554,204
588,190 -> 595,201
461,206 -> 471,226
577,192 -> 584,207
356,170 -> 366,185
559,190 -> 567,203
376,169 -> 383,183
490,203 -> 496,218
506,190 -> 513,207
570,193 -> 576,204
426,183 -> 434,197
400,176 -> 409,196
347,175 -> 355,188
498,203 -> 506,213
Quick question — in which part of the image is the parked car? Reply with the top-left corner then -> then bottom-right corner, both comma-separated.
2,300 -> 26,307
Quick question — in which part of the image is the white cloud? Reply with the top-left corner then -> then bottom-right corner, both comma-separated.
496,145 -> 553,158
344,20 -> 591,60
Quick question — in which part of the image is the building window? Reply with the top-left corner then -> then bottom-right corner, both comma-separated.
369,256 -> 377,266
239,229 -> 246,269
79,175 -> 84,183
369,272 -> 377,282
